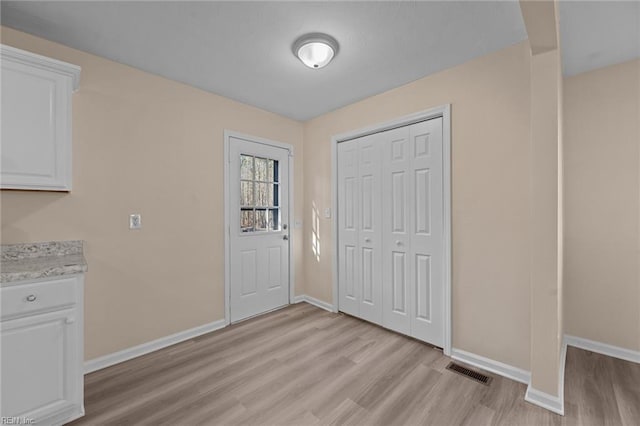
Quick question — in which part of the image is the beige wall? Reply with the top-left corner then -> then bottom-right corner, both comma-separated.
0,27 -> 305,360
564,58 -> 640,352
303,41 -> 533,370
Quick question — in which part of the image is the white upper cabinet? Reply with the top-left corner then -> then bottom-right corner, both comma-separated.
1,45 -> 80,191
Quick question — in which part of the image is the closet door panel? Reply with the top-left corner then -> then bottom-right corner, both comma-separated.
357,136 -> 383,324
409,118 -> 444,347
381,126 -> 412,335
338,140 -> 360,316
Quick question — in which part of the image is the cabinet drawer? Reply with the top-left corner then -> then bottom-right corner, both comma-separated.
1,277 -> 78,319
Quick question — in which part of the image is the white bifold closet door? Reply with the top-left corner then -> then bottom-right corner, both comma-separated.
337,117 -> 444,348
337,133 -> 383,325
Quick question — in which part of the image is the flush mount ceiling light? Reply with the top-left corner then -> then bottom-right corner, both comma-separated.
292,33 -> 339,69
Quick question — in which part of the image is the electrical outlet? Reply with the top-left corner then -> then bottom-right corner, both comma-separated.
129,214 -> 142,230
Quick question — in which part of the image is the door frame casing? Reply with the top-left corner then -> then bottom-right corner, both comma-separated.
223,130 -> 295,325
330,105 -> 452,356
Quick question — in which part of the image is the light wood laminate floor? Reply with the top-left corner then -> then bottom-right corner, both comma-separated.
72,303 -> 640,425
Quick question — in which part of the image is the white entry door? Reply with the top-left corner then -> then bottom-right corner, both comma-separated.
229,136 -> 290,322
337,116 -> 446,348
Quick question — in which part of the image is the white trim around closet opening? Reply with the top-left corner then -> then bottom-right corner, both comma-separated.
330,104 -> 452,356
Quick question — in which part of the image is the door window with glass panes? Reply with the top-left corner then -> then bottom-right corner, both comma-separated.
240,155 -> 280,233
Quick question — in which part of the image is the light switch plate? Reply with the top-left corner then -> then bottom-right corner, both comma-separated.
294,220 -> 303,229
129,214 -> 142,230
324,208 -> 331,219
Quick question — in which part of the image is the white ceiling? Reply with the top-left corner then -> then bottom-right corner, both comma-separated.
559,1 -> 640,77
1,2 -> 637,120
0,1 -> 528,121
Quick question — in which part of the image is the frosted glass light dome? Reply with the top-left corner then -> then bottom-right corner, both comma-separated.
293,33 -> 339,69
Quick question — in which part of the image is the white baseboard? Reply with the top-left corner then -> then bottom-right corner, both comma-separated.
450,348 -> 531,384
451,347 -> 565,415
558,340 -> 567,411
85,296 -> 337,375
565,334 -> 640,364
524,340 -> 567,416
525,385 -> 564,415
293,294 -> 335,312
84,319 -> 227,374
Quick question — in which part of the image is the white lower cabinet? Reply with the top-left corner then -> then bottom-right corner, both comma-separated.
0,276 -> 84,425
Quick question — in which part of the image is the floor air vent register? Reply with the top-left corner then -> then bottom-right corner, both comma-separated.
446,362 -> 493,385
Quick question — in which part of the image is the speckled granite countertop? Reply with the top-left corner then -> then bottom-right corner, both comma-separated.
1,241 -> 87,284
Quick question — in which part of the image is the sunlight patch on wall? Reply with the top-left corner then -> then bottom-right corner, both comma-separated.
312,202 -> 321,262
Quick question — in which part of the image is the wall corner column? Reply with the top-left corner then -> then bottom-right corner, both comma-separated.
519,0 -> 565,414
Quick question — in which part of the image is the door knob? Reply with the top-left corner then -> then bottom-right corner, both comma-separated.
364,237 -> 371,243
395,240 -> 402,246
26,294 -> 37,302
283,235 -> 289,241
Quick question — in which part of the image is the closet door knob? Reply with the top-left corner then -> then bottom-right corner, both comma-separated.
364,237 -> 371,243
395,240 -> 402,246
26,294 -> 37,302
